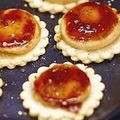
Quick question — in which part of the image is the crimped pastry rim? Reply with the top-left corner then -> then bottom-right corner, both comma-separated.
25,0 -> 89,14
54,18 -> 120,64
20,62 -> 105,120
0,78 -> 3,97
0,15 -> 49,69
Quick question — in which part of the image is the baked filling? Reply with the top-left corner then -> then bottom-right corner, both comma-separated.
34,64 -> 91,113
0,9 -> 40,54
61,2 -> 120,51
44,0 -> 78,5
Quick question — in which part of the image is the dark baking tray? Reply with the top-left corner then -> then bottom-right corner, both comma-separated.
0,0 -> 120,120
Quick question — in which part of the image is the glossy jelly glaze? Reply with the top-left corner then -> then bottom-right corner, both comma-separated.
64,2 -> 118,41
0,9 -> 36,47
34,64 -> 90,112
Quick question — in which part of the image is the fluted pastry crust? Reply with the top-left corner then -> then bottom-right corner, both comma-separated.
54,18 -> 120,64
0,16 -> 49,69
25,0 -> 88,14
20,62 -> 105,120
0,78 -> 3,97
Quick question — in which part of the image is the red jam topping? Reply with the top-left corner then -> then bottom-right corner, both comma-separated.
0,9 -> 36,47
64,2 -> 118,41
34,64 -> 90,112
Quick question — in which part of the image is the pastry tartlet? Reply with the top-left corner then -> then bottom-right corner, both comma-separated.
25,0 -> 89,14
54,2 -> 120,63
20,62 -> 105,120
0,9 -> 49,69
0,78 -> 3,97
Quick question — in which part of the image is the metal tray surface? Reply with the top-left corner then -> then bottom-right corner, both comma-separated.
0,0 -> 120,120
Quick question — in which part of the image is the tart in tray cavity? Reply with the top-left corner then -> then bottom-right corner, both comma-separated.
0,78 -> 4,97
0,9 -> 49,69
25,0 -> 89,14
54,2 -> 120,64
20,62 -> 105,120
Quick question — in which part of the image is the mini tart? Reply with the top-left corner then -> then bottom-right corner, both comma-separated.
0,78 -> 3,97
54,2 -> 120,64
0,14 -> 49,69
0,9 -> 40,55
20,62 -> 105,120
25,0 -> 89,14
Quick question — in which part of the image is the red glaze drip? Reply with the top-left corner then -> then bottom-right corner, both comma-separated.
34,64 -> 90,112
0,9 -> 36,47
64,2 -> 118,41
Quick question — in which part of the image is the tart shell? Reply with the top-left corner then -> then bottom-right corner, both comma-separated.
54,18 -> 120,64
25,0 -> 89,14
0,16 -> 49,69
20,62 -> 105,120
